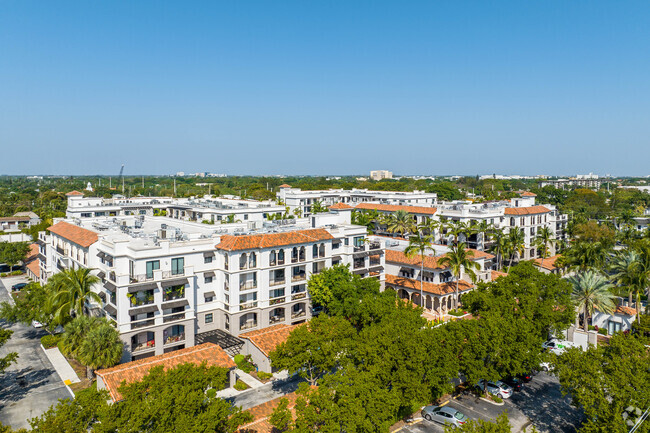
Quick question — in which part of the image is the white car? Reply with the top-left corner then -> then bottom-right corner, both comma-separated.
476,380 -> 513,399
542,339 -> 574,355
31,320 -> 43,328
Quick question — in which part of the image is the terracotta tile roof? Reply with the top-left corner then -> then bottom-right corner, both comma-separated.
240,324 -> 303,357
278,184 -> 292,188
520,192 -> 537,197
386,274 -> 474,296
216,229 -> 334,251
48,221 -> 99,248
26,258 -> 40,277
355,203 -> 437,215
96,343 -> 235,402
615,305 -> 637,316
491,270 -> 508,281
504,206 -> 551,215
65,190 -> 84,196
329,202 -> 352,210
385,249 -> 494,270
26,243 -> 39,260
238,391 -> 302,433
0,216 -> 30,222
533,255 -> 562,271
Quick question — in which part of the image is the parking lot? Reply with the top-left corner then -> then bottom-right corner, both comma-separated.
400,373 -> 582,433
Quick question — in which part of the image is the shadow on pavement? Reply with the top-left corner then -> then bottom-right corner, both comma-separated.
0,366 -> 52,405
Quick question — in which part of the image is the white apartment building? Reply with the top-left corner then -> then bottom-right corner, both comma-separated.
370,170 -> 393,181
538,174 -> 602,190
277,185 -> 437,217
40,205 -> 384,363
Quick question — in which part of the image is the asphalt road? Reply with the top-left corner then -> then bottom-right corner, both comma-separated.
228,373 -> 305,410
0,276 -> 71,430
401,373 -> 582,433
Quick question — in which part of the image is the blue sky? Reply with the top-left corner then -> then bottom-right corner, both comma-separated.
1,1 -> 649,176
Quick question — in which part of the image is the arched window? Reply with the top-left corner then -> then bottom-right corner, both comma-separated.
249,252 -> 257,268
313,244 -> 318,258
278,249 -> 285,265
270,250 -> 277,266
510,218 -> 515,226
163,325 -> 185,344
299,246 -> 306,261
319,243 -> 325,258
292,247 -> 298,263
239,253 -> 248,270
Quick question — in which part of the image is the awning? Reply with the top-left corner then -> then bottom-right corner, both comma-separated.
129,305 -> 158,315
104,282 -> 117,293
97,271 -> 106,279
353,269 -> 367,275
128,283 -> 158,293
161,278 -> 188,288
204,271 -> 215,277
104,304 -> 117,316
204,291 -> 216,298
203,251 -> 215,257
161,299 -> 189,310
96,251 -> 106,259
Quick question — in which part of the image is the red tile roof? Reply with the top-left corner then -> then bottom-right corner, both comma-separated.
216,229 -> 334,251
533,255 -> 562,271
504,206 -> 551,215
240,324 -> 303,357
65,190 -> 84,196
26,258 -> 40,277
355,203 -> 437,215
386,274 -> 474,296
490,270 -> 508,281
520,192 -> 537,197
27,243 -> 39,260
96,343 -> 235,402
615,305 -> 637,316
48,221 -> 98,248
329,202 -> 352,210
278,184 -> 292,188
238,391 -> 302,433
385,248 -> 494,270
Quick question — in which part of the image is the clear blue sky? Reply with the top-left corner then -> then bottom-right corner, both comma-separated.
1,1 -> 649,176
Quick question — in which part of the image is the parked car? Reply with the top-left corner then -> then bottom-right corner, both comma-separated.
31,320 -> 43,328
519,371 -> 533,382
502,376 -> 524,391
538,361 -> 552,372
0,264 -> 10,273
421,405 -> 468,428
11,283 -> 27,291
476,380 -> 513,399
542,339 -> 574,355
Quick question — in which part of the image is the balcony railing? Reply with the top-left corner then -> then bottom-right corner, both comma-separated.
131,274 -> 155,283
291,292 -> 307,301
240,281 -> 257,290
163,313 -> 185,323
291,310 -> 306,319
269,279 -> 285,287
240,321 -> 258,331
368,241 -> 381,250
353,245 -> 365,253
269,315 -> 285,324
369,260 -> 381,267
292,274 -> 306,282
132,340 -> 155,352
56,246 -> 65,255
353,260 -> 365,269
240,301 -> 258,311
270,297 -> 286,305
164,333 -> 185,345
131,319 -> 155,330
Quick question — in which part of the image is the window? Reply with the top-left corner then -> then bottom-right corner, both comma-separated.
204,255 -> 213,264
205,295 -> 214,303
205,313 -> 213,324
270,250 -> 277,266
354,237 -> 364,247
313,244 -> 318,258
163,284 -> 185,301
269,288 -> 285,299
278,249 -> 285,265
240,253 -> 248,270
146,260 -> 160,279
225,315 -> 230,330
249,252 -> 257,268
204,276 -> 213,283
171,257 -> 184,275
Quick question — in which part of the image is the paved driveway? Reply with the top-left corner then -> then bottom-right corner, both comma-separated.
400,373 -> 581,433
0,277 -> 71,430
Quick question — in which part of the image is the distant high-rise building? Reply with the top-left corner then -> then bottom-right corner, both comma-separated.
370,170 -> 393,181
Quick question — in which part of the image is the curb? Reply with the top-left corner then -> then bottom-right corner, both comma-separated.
479,396 -> 504,406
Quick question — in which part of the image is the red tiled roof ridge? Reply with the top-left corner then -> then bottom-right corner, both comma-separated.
48,221 -> 99,248
504,206 -> 551,215
329,202 -> 352,209
240,324 -> 304,357
385,248 -> 494,270
533,255 -> 562,270
385,274 -> 474,296
278,184 -> 292,188
355,203 -> 437,215
66,190 -> 84,196
216,228 -> 334,251
615,305 -> 637,316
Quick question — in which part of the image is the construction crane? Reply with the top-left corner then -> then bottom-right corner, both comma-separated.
119,164 -> 125,194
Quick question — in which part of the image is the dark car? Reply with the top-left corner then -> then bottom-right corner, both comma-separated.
518,372 -> 533,382
0,264 -> 10,273
11,283 -> 27,291
502,377 -> 524,392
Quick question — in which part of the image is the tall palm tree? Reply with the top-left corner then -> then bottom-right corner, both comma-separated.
609,250 -> 642,307
387,210 -> 415,237
474,220 -> 493,251
59,315 -> 102,358
535,226 -> 555,268
439,242 -> 480,309
310,200 -> 328,214
77,322 -> 123,379
48,268 -> 101,324
489,228 -> 508,270
404,234 -> 436,309
562,241 -> 609,272
506,228 -> 526,272
417,217 -> 438,239
568,271 -> 616,332
447,221 -> 469,246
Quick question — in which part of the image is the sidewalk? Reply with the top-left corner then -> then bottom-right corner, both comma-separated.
235,368 -> 264,389
42,347 -> 80,385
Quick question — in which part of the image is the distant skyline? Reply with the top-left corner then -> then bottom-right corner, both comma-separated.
1,1 -> 650,176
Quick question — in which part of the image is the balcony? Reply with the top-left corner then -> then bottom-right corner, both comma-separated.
369,259 -> 382,267
130,274 -> 155,283
240,281 -> 257,291
368,241 -> 381,251
240,301 -> 258,311
270,315 -> 284,324
353,245 -> 366,253
131,319 -> 155,330
291,309 -> 306,319
269,279 -> 285,287
132,340 -> 155,352
291,292 -> 306,301
164,333 -> 185,345
270,297 -> 286,305
240,320 -> 258,331
291,274 -> 306,282
163,313 -> 185,323
56,246 -> 65,255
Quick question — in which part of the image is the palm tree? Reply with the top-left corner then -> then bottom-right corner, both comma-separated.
535,226 -> 555,268
387,210 -> 415,237
447,221 -> 468,246
562,241 -> 609,272
352,211 -> 376,234
77,322 -> 123,378
439,242 -> 480,310
489,228 -> 508,270
48,268 -> 101,324
474,220 -> 493,251
59,315 -> 102,358
609,250 -> 642,307
404,234 -> 436,309
223,214 -> 242,224
417,217 -> 438,239
293,207 -> 302,218
506,228 -> 526,272
568,271 -> 616,332
310,200 -> 328,214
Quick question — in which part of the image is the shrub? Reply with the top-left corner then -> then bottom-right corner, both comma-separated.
491,395 -> 503,404
257,371 -> 273,380
447,309 -> 467,317
0,273 -> 7,278
234,379 -> 249,391
588,325 -> 596,331
10,270 -> 23,276
234,354 -> 245,365
234,354 -> 255,373
41,334 -> 61,349
598,328 -> 608,335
